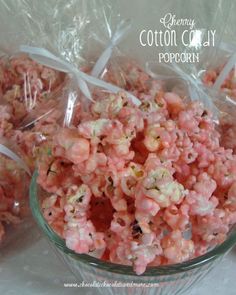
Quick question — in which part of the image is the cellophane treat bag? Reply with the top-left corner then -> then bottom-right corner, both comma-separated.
0,138 -> 31,248
1,0 -> 236,275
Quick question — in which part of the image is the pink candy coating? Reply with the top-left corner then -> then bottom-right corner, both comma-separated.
35,63 -> 236,275
1,53 -> 236,275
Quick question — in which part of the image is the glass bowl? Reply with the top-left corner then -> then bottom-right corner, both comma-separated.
30,171 -> 236,295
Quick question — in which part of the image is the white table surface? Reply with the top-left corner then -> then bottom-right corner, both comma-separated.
0,224 -> 235,295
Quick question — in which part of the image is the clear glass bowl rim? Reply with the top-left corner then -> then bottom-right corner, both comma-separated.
30,170 -> 236,277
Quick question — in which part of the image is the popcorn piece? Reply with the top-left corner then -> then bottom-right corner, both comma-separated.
161,230 -> 194,264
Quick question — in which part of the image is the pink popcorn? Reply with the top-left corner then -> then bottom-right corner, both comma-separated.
178,109 -> 199,134
192,209 -> 230,246
161,230 -> 194,264
38,79 -> 236,274
129,233 -> 162,275
1,55 -> 232,274
0,153 -> 29,243
193,173 -> 217,197
204,65 -> 236,99
186,191 -> 218,216
54,128 -> 90,164
110,211 -> 133,237
0,54 -> 66,128
163,205 -> 189,230
226,182 -> 236,209
78,119 -> 111,139
37,157 -> 79,193
164,92 -> 184,115
62,184 -> 106,254
0,53 -> 67,245
110,232 -> 162,275
144,124 -> 174,151
185,173 -> 218,216
140,164 -> 185,208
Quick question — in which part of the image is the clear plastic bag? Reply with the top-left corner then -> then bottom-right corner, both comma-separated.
0,137 -> 31,247
0,0 -> 233,121
202,42 -> 236,100
0,53 -> 67,129
197,0 -> 236,100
